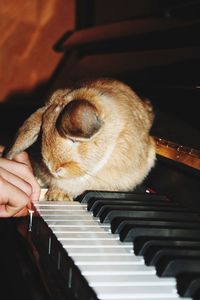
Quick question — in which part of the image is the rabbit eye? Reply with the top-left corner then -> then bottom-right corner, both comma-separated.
65,138 -> 78,147
69,138 -> 78,144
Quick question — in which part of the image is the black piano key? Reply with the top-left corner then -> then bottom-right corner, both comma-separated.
99,207 -> 199,223
145,247 -> 200,266
78,188 -> 150,203
90,199 -> 180,216
86,193 -> 172,211
134,238 -> 200,256
120,226 -> 200,242
111,217 -> 200,234
93,201 -> 181,217
177,273 -> 200,298
143,241 -> 200,262
157,258 -> 200,277
89,199 -> 164,212
88,198 -> 178,212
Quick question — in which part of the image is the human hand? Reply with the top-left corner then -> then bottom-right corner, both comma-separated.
0,146 -> 40,217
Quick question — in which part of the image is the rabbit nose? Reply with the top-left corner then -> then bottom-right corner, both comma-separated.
43,159 -> 64,176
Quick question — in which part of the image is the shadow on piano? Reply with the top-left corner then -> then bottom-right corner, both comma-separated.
1,9 -> 200,300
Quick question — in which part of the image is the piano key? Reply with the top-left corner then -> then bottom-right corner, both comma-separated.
79,190 -> 155,203
36,210 -> 88,216
134,238 -> 200,256
84,274 -> 176,286
158,259 -> 200,277
94,297 -> 188,300
48,219 -> 111,232
79,264 -> 156,276
93,284 -> 181,300
66,245 -> 134,255
120,226 -> 200,242
177,273 -> 200,298
42,215 -> 94,221
144,246 -> 200,265
48,221 -> 110,232
92,285 -> 179,300
71,254 -> 143,265
99,208 -> 199,223
35,201 -> 87,207
111,218 -> 200,234
91,201 -> 179,217
60,238 -> 128,247
46,220 -> 110,227
87,196 -> 168,209
87,196 -> 177,212
54,231 -> 119,240
97,205 -> 190,221
99,298 -> 189,300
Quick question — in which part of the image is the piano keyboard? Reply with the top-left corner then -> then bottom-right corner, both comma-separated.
32,190 -> 198,300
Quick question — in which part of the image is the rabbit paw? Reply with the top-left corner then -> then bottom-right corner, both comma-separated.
45,187 -> 73,201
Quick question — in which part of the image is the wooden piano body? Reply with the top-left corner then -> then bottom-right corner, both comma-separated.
1,5 -> 200,300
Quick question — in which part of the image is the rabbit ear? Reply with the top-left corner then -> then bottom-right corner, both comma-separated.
56,99 -> 102,140
6,106 -> 47,159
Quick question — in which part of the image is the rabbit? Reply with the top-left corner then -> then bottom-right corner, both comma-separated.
5,78 -> 156,201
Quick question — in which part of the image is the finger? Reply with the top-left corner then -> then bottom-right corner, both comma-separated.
13,151 -> 33,171
13,206 -> 29,217
0,157 -> 31,177
0,167 -> 32,197
0,177 -> 30,217
0,158 -> 41,201
12,152 -> 41,201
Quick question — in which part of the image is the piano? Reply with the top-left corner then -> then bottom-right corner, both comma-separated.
1,2 -> 200,300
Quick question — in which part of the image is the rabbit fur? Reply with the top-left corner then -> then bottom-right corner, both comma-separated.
5,78 -> 156,201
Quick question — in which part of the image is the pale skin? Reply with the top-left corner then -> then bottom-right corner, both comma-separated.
0,145 -> 40,217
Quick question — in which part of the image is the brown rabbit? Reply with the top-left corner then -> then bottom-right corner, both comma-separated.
5,78 -> 156,201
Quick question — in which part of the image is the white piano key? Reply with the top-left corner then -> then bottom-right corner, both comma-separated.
42,215 -> 93,221
101,298 -> 190,300
68,249 -> 134,256
94,285 -> 178,299
37,210 -> 89,216
79,264 -> 156,275
70,254 -> 143,265
67,246 -> 134,255
36,204 -> 87,209
84,274 -> 176,286
46,220 -> 110,227
50,223 -> 114,233
35,202 -> 86,206
83,274 -> 178,300
61,239 -> 132,247
35,202 -> 87,211
54,231 -> 119,240
34,199 -> 84,207
37,205 -> 83,210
